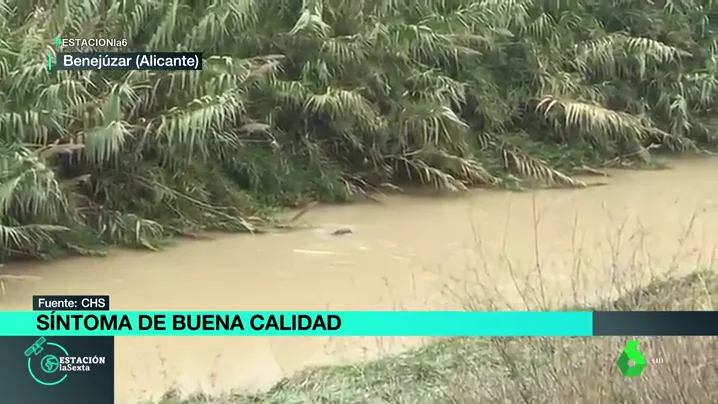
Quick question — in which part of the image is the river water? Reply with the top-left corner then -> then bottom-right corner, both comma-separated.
1,158 -> 717,402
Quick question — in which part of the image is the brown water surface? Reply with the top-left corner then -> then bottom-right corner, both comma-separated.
1,158 -> 718,402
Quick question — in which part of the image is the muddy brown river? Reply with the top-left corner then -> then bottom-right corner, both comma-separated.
1,158 -> 718,402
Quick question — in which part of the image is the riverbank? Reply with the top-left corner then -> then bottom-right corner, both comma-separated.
3,160 -> 717,401
143,270 -> 718,404
4,0 -> 718,261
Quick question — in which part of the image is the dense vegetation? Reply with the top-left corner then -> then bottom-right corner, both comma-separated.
1,0 -> 717,259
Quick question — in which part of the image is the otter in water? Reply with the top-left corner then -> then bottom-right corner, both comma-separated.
332,228 -> 352,236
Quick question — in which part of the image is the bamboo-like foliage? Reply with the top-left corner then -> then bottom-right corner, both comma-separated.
1,0 -> 717,259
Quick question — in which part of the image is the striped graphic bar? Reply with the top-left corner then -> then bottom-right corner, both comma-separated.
0,311 -> 593,336
593,311 -> 718,336
4,311 -> 717,336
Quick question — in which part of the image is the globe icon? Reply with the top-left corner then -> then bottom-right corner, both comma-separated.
40,355 -> 60,374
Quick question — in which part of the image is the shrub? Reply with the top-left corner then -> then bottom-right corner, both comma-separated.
2,0 -> 717,259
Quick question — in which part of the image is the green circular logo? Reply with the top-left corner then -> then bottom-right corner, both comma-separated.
40,355 -> 60,373
26,341 -> 69,386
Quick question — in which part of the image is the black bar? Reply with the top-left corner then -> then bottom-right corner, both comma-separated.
56,52 -> 202,71
33,295 -> 110,311
593,311 -> 718,336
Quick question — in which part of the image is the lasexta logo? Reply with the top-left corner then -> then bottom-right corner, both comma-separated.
616,339 -> 647,377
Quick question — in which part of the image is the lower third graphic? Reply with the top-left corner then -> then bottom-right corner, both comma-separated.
24,337 -> 107,386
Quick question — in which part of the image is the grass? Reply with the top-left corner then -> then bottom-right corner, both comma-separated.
139,205 -> 718,404
5,1 -> 718,261
142,270 -> 718,404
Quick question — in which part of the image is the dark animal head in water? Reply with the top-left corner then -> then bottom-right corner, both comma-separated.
332,228 -> 352,236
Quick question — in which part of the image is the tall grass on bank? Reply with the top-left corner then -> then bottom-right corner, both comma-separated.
140,278 -> 718,404
138,206 -> 718,404
2,0 -> 718,259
